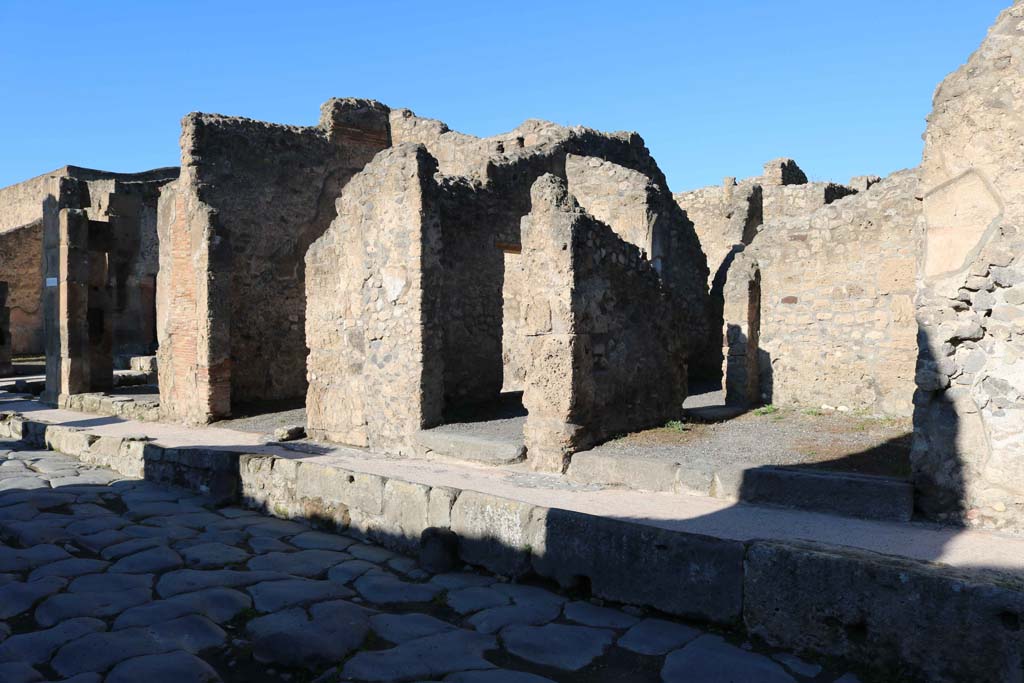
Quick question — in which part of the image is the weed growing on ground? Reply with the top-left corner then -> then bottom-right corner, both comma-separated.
753,405 -> 779,416
664,420 -> 687,432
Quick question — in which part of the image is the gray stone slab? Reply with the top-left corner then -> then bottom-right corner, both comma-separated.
0,662 -> 43,683
246,549 -> 350,577
447,586 -> 511,615
563,600 -> 639,629
105,651 -> 222,683
109,546 -> 183,574
247,536 -> 293,553
490,584 -> 565,610
370,612 -> 456,644
244,517 -> 309,538
74,529 -> 133,552
156,569 -> 289,597
65,516 -> 127,536
290,530 -> 356,551
617,617 -> 702,656
51,615 -> 224,676
35,588 -> 154,627
444,673 -> 556,683
69,572 -> 152,593
343,629 -> 497,682
501,623 -> 614,671
123,524 -> 196,541
181,542 -> 250,568
247,578 -> 354,612
328,559 -> 379,584
100,538 -> 163,560
0,617 -> 106,665
349,543 -> 401,563
27,558 -> 109,581
113,601 -> 197,631
466,601 -> 562,635
429,572 -> 496,590
661,635 -> 795,683
0,577 -> 67,618
354,572 -> 443,604
414,429 -> 526,466
740,468 -> 914,522
247,600 -> 370,669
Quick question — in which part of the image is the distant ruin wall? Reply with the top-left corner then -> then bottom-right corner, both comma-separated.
724,171 -> 922,415
522,175 -> 687,472
914,3 -> 1024,531
157,100 -> 390,422
306,144 -> 444,452
0,223 -> 43,355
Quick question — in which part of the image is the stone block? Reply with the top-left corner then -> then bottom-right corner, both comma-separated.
295,462 -> 384,516
566,451 -> 680,493
739,467 -> 914,522
450,491 -> 544,577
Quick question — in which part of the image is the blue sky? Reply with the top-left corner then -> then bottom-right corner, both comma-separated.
0,1 -> 1009,191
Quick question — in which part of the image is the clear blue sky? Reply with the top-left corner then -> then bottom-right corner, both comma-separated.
0,1 -> 1009,191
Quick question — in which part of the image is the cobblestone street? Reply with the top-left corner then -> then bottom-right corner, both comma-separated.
0,438 -> 863,683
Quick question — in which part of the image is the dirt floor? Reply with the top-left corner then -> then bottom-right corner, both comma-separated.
598,404 -> 912,479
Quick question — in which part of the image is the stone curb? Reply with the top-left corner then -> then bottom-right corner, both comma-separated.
1,409 -> 1020,681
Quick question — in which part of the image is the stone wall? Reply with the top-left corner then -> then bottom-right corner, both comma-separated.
913,2 -> 1024,531
157,99 -> 391,423
522,175 -> 687,472
0,283 -> 11,375
305,144 -> 444,453
0,223 -> 43,355
722,171 -> 922,415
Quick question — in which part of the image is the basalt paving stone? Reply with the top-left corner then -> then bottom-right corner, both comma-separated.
181,541 -> 252,568
108,545 -> 183,574
0,503 -> 42,521
0,477 -> 48,491
369,612 -> 456,644
246,549 -> 351,576
0,519 -> 72,545
0,576 -> 67,618
35,587 -> 154,626
123,523 -> 197,541
617,617 -> 702,656
429,573 -> 497,590
290,530 -> 356,551
349,543 -> 402,563
246,600 -> 372,668
444,671 -> 557,683
0,617 -> 106,665
447,586 -> 511,615
354,572 -> 444,604
328,559 -> 380,584
69,572 -> 153,593
500,623 -> 615,671
467,601 -> 563,635
0,543 -> 69,571
247,536 -> 293,553
65,515 -> 128,536
28,557 -> 110,581
156,569 -> 290,597
0,661 -> 43,683
100,537 -> 163,560
105,651 -> 223,683
343,629 -> 497,682
51,614 -> 226,677
247,578 -> 355,612
491,584 -> 566,610
0,490 -> 76,509
563,600 -> 640,629
73,529 -> 133,552
244,518 -> 310,538
165,587 -> 253,623
661,635 -> 796,683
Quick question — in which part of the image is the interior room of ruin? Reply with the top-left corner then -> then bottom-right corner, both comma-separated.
0,3 -> 1021,680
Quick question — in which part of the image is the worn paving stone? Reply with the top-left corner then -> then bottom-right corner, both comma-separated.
244,518 -> 310,538
247,536 -> 293,553
0,661 -> 43,682
618,617 -> 702,656
467,601 -> 562,635
447,586 -> 511,614
166,587 -> 253,623
0,544 -> 69,571
109,546 -> 183,574
0,617 -> 106,665
112,601 -> 198,631
105,650 -> 222,683
0,476 -> 48,491
247,599 -> 371,668
344,629 -> 497,682
246,549 -> 350,577
328,559 -> 379,584
370,612 -> 456,644
123,524 -> 196,541
430,573 -> 496,590
662,635 -> 796,683
35,587 -> 154,627
69,572 -> 152,594
349,543 -> 402,563
74,529 -> 133,552
0,577 -> 67,618
247,578 -> 355,612
27,557 -> 109,581
66,516 -> 127,536
290,530 -> 356,551
501,623 -> 615,671
444,671 -> 557,683
491,584 -> 565,610
101,538 -> 163,560
563,600 -> 639,629
51,615 -> 225,677
1,519 -> 73,545
181,542 -> 250,568
773,652 -> 823,678
355,572 -> 444,604
156,569 -> 289,597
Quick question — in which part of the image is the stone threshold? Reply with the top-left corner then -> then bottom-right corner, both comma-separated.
0,394 -> 1021,681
